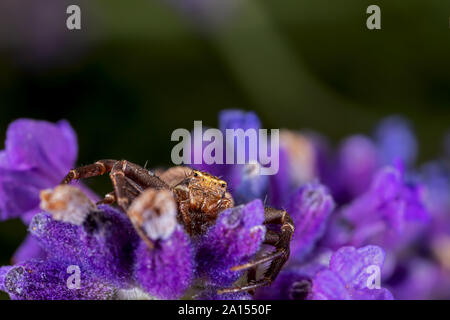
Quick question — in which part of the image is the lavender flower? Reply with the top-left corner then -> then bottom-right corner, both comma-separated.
374,115 -> 418,167
195,199 -> 266,286
287,183 -> 335,260
134,226 -> 194,299
334,135 -> 378,200
310,246 -> 393,300
0,112 -> 448,300
29,204 -> 139,288
341,165 -> 429,249
1,259 -> 115,300
0,119 -> 78,222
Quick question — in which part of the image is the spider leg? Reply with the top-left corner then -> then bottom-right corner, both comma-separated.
178,199 -> 193,235
61,159 -> 117,184
62,159 -> 169,190
110,162 -> 155,249
218,208 -> 294,294
114,160 -> 169,190
96,177 -> 143,205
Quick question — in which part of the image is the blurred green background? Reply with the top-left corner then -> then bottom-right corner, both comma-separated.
0,0 -> 450,298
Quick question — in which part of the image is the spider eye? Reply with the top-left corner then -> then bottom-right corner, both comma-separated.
221,183 -> 226,188
193,172 -> 198,177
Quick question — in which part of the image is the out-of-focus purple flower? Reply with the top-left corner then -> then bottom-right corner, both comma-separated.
1,259 -> 115,300
342,165 -> 429,249
195,199 -> 266,286
0,119 -> 78,223
29,205 -> 139,288
134,226 -> 194,299
335,135 -> 378,201
374,116 -> 418,167
218,109 -> 262,189
310,245 -> 393,300
230,163 -> 269,205
385,258 -> 443,300
287,183 -> 335,261
420,161 -> 450,223
268,146 -> 291,207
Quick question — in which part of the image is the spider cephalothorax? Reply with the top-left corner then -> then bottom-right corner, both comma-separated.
60,159 -> 294,294
172,170 -> 233,235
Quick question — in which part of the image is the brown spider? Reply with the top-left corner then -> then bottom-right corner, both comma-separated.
61,159 -> 295,294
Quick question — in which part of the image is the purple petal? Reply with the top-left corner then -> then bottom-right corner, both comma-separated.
219,109 -> 261,165
287,183 -> 335,260
196,199 -> 266,286
3,119 -> 77,176
310,269 -> 351,300
350,287 -> 394,300
0,168 -> 50,221
342,166 -> 430,247
134,226 -> 194,299
0,266 -> 11,292
310,246 -> 393,300
329,245 -> 385,290
0,119 -> 80,221
229,163 -> 269,205
374,115 -> 417,167
268,146 -> 291,207
29,205 -> 139,287
2,259 -> 114,300
335,135 -> 378,199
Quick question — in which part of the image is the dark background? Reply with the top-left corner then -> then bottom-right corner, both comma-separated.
0,0 -> 450,298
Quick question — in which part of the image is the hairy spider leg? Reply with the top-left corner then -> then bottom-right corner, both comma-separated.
218,207 -> 294,294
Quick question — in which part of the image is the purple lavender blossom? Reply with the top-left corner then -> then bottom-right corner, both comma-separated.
195,199 -> 266,286
0,266 -> 11,292
29,205 -> 139,288
341,165 -> 429,249
0,112 -> 447,300
374,115 -> 418,167
268,146 -> 291,207
335,135 -> 378,200
385,258 -> 444,300
134,226 -> 194,299
0,119 -> 78,223
287,183 -> 335,260
1,259 -> 115,300
310,246 -> 393,300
